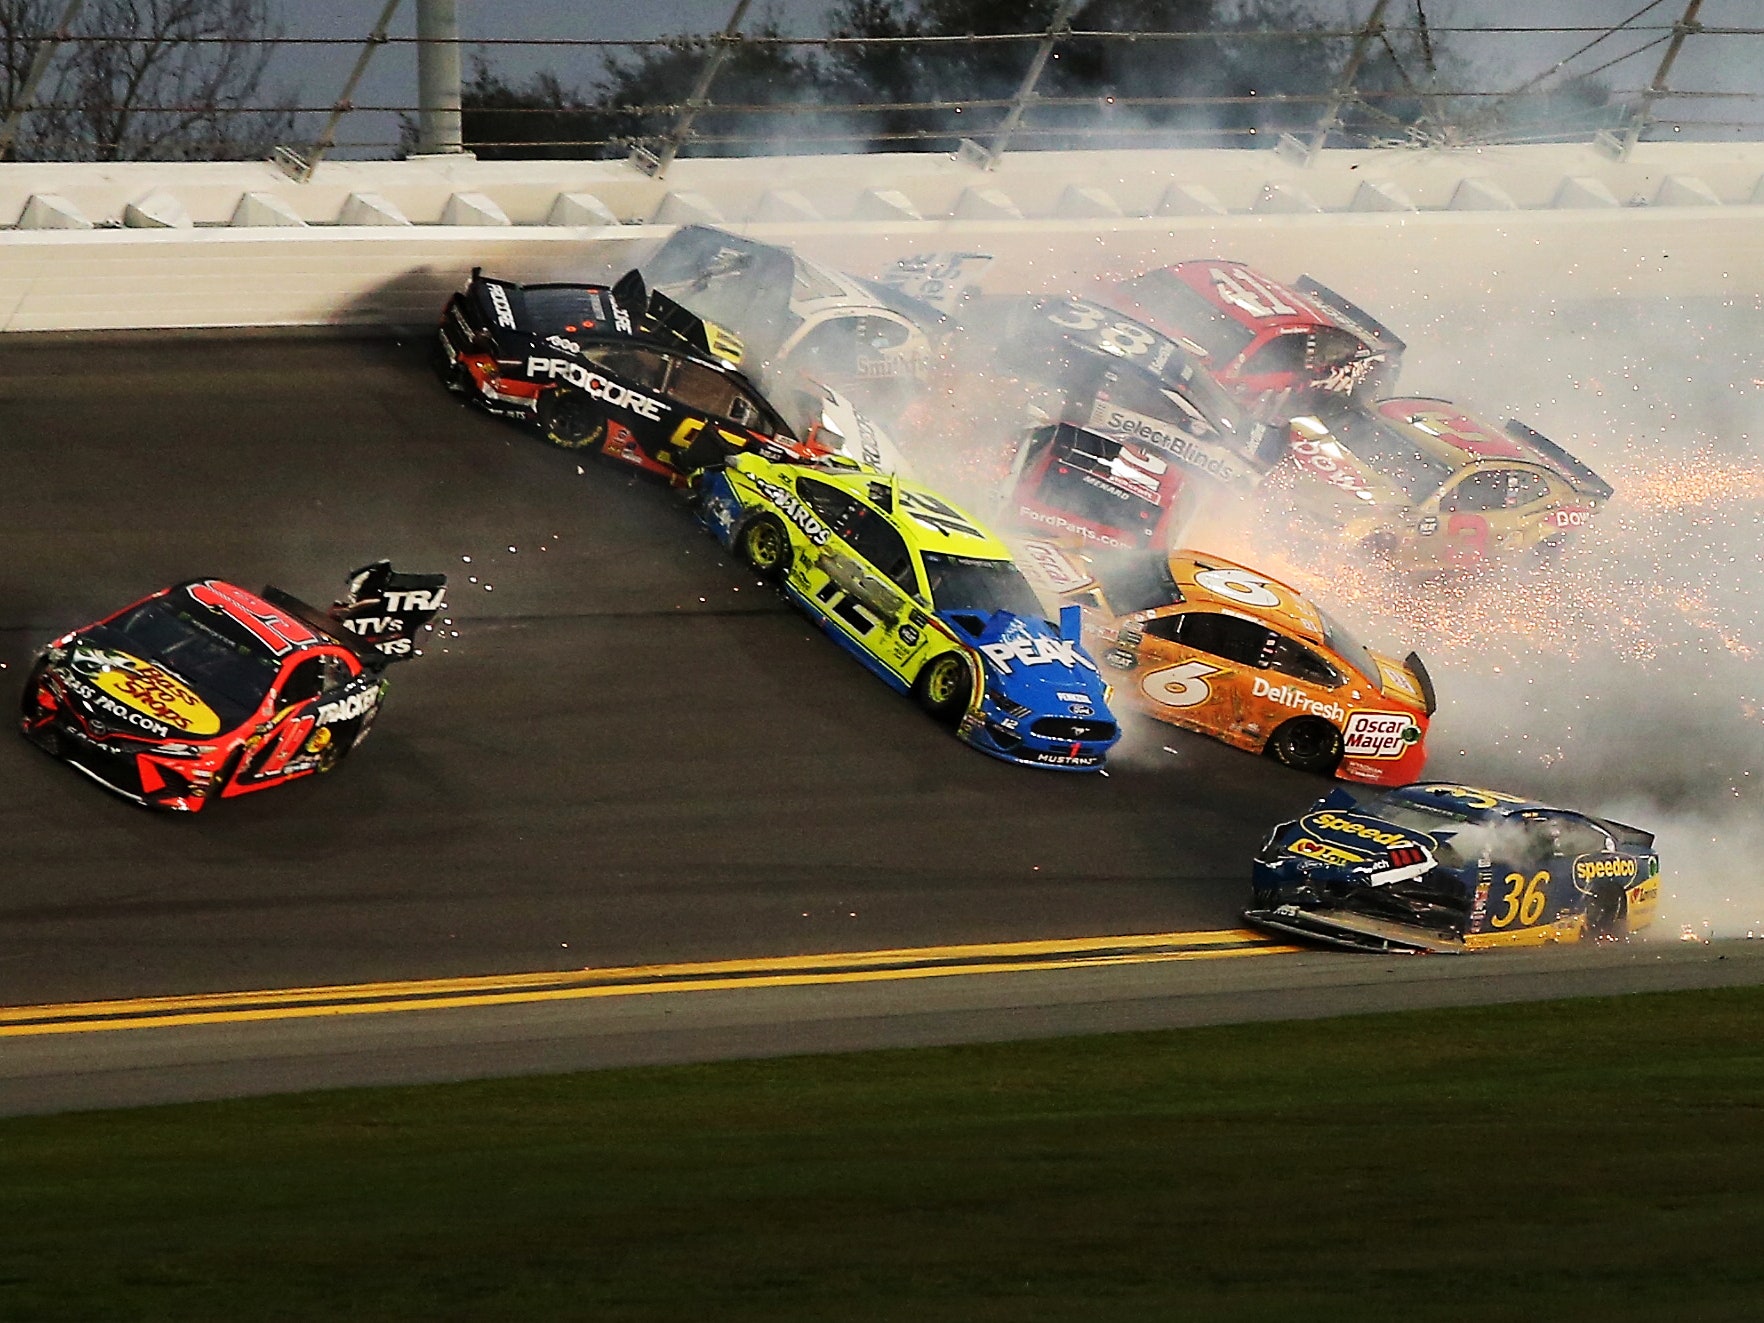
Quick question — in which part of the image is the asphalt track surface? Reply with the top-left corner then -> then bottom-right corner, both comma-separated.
0,334 -> 1325,1003
6,333 -> 1761,1115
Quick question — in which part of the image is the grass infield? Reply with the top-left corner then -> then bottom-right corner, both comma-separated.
1,985 -> 1761,1321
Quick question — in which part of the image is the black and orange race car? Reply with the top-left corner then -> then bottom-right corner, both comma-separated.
437,266 -> 833,485
19,562 -> 445,812
1110,259 -> 1403,416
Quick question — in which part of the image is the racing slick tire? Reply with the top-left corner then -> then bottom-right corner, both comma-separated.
536,387 -> 606,450
1265,717 -> 1344,776
1581,879 -> 1628,941
914,652 -> 972,726
736,514 -> 792,581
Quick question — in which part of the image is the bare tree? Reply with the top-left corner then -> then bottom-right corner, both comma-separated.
0,0 -> 293,160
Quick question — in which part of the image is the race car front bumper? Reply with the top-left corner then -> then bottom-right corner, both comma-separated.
1243,904 -> 1468,954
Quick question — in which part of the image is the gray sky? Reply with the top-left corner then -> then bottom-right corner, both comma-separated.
271,1 -> 1763,157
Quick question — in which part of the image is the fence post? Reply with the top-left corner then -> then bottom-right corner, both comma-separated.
415,0 -> 465,154
1618,0 -> 1703,158
639,0 -> 752,177
0,0 -> 87,160
962,0 -> 1081,170
1305,0 -> 1392,155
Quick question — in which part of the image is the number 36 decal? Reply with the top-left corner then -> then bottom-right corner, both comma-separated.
1141,660 -> 1223,708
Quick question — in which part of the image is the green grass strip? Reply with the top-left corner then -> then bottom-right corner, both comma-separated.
2,985 -> 1761,1321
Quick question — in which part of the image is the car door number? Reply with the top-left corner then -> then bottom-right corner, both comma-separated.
815,581 -> 881,638
1490,870 -> 1550,928
1141,660 -> 1223,708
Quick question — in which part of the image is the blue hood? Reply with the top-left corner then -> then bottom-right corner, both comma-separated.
941,610 -> 1111,715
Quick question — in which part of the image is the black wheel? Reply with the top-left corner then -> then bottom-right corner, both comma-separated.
737,514 -> 791,580
1265,717 -> 1344,776
537,387 -> 605,449
1582,879 -> 1628,941
914,653 -> 973,726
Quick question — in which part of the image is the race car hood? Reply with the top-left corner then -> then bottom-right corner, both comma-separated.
1277,807 -> 1442,872
51,642 -> 228,740
944,609 -> 1111,713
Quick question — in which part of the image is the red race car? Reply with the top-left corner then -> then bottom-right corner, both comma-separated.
19,562 -> 445,812
1111,259 -> 1404,417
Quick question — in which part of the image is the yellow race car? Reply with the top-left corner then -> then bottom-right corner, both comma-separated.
697,455 -> 1120,770
1282,397 -> 1612,571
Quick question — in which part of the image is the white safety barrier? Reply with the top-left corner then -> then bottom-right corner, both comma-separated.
2,141 -> 1761,332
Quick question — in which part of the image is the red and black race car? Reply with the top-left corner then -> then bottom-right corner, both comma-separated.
19,562 -> 445,812
1110,259 -> 1404,416
437,266 -> 832,485
1006,421 -> 1197,553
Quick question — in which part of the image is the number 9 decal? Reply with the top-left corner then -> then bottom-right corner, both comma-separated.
1141,660 -> 1222,709
1192,568 -> 1281,609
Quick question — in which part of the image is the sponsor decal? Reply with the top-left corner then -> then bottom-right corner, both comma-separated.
546,334 -> 583,356
316,686 -> 381,726
1030,751 -> 1102,767
524,358 -> 665,420
853,410 -> 884,467
1289,435 -> 1378,498
304,727 -> 333,754
1551,507 -> 1594,528
1343,711 -> 1422,759
1252,675 -> 1346,724
979,632 -> 1098,676
1471,879 -> 1492,925
1288,836 -> 1370,865
1304,811 -> 1418,850
748,473 -> 831,547
1375,659 -> 1423,702
1017,506 -> 1132,549
1319,356 -> 1376,394
487,282 -> 517,330
898,624 -> 922,647
1066,704 -> 1094,716
1575,856 -> 1639,883
1057,691 -> 1090,704
610,299 -> 633,336
1087,398 -> 1254,487
1417,515 -> 1439,536
71,647 -> 220,736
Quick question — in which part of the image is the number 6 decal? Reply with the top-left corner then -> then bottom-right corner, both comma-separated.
1142,660 -> 1223,708
1192,568 -> 1281,608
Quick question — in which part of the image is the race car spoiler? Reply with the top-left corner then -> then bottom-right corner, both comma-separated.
1503,419 -> 1614,501
612,268 -> 745,366
1293,276 -> 1407,356
1244,904 -> 1468,955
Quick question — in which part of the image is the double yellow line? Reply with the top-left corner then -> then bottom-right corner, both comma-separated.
0,929 -> 1296,1038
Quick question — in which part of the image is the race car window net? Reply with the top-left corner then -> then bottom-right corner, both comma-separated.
1441,469 -> 1521,514
91,599 -> 278,730
1242,333 -> 1308,378
583,345 -> 668,390
1088,553 -> 1182,616
1122,271 -> 1256,362
921,553 -> 1044,621
1315,606 -> 1380,687
797,476 -> 862,528
1264,635 -> 1342,688
840,505 -> 917,592
1312,327 -> 1364,370
666,359 -> 770,434
1327,409 -> 1455,502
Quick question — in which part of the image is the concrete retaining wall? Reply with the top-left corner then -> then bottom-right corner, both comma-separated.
3,141 -> 1761,332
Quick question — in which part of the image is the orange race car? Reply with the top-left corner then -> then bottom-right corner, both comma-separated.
1024,545 -> 1436,785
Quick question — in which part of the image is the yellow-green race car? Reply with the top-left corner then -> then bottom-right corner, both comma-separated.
698,455 -> 1121,770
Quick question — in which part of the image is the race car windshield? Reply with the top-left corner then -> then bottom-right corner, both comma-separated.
1316,606 -> 1380,686
1328,409 -> 1455,500
89,599 -> 279,729
922,553 -> 1045,620
1124,270 -> 1257,362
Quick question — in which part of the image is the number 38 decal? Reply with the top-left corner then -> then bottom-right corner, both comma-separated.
1141,659 -> 1222,709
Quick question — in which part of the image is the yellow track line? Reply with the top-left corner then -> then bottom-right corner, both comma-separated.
0,929 -> 1298,1038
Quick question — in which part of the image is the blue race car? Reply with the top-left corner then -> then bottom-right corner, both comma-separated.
1247,782 -> 1661,953
699,453 -> 1120,770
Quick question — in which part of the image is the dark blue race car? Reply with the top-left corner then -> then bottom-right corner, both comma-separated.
1247,782 -> 1661,953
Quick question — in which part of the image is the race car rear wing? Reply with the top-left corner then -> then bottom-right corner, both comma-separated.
265,562 -> 448,670
1293,276 -> 1407,357
1592,816 -> 1655,855
612,268 -> 746,366
1503,419 -> 1614,502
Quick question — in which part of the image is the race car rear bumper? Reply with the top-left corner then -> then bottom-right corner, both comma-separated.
1244,904 -> 1468,954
